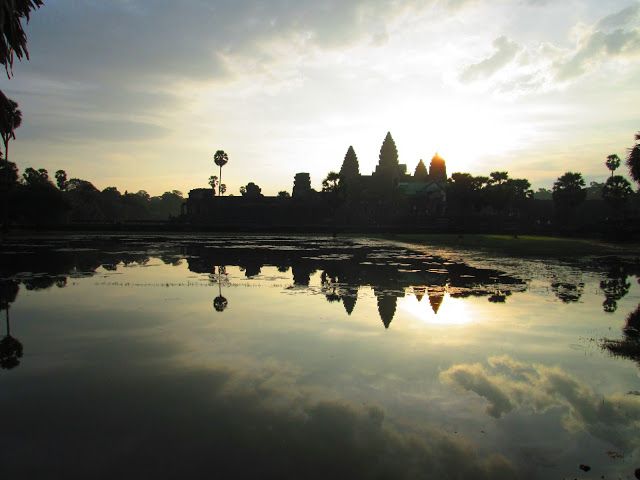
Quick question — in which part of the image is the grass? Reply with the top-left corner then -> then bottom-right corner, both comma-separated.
376,234 -> 640,257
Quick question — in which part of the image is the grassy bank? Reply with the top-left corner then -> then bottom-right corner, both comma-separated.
380,234 -> 640,257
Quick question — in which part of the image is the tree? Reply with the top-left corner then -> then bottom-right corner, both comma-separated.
213,150 -> 228,196
446,173 -> 485,216
339,146 -> 359,180
219,184 -> 226,195
488,171 -> 509,185
322,171 -> 341,193
0,92 -> 21,163
22,167 -> 50,186
240,182 -> 262,198
277,190 -> 290,198
0,0 -> 44,75
552,172 -> 586,211
627,132 -> 640,188
414,159 -> 428,181
208,175 -> 218,194
534,188 -> 552,200
601,175 -> 633,211
606,154 -> 621,178
55,170 -> 68,190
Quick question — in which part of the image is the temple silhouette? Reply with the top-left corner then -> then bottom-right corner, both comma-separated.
186,132 -> 448,228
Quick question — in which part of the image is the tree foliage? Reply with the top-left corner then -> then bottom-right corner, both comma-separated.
240,182 -> 262,198
601,175 -> 633,210
605,154 -> 621,177
0,91 -> 21,159
552,172 -> 586,210
627,132 -> 640,188
55,169 -> 67,191
0,0 -> 43,76
322,171 -> 341,193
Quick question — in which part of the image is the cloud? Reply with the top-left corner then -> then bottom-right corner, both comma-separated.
597,3 -> 640,30
441,356 -> 640,451
0,342 -> 519,479
554,27 -> 640,80
460,36 -> 521,83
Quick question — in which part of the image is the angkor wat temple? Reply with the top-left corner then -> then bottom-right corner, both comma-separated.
186,132 -> 448,229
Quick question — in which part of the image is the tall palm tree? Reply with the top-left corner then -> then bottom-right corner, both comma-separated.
0,92 -> 21,162
213,150 -> 228,197
605,154 -> 621,178
0,92 -> 20,231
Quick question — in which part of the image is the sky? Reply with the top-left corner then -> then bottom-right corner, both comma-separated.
1,0 -> 639,196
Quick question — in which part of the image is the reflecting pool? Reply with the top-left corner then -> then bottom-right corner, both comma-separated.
0,235 -> 639,479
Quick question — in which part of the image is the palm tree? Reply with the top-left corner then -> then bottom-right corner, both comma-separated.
208,175 -> 218,195
605,154 -> 621,178
213,266 -> 228,312
0,0 -> 44,74
213,150 -> 228,197
0,92 -> 21,162
627,132 -> 640,188
602,175 -> 633,211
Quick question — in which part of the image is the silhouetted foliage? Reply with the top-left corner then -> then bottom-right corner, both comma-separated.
0,92 -> 21,161
552,172 -> 586,214
602,175 -> 633,211
627,132 -> 640,188
602,304 -> 640,365
0,0 -> 44,75
277,190 -> 290,199
606,154 -> 621,177
55,169 -> 67,191
240,182 -> 262,199
533,188 -> 552,200
213,150 -> 228,196
600,270 -> 630,314
585,181 -> 604,200
446,173 -> 485,215
0,157 -> 17,190
208,175 -> 218,194
322,171 -> 341,193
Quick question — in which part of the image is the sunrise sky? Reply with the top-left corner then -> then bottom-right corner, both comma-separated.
1,0 -> 639,196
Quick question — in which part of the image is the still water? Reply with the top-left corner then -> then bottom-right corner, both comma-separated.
0,235 -> 639,479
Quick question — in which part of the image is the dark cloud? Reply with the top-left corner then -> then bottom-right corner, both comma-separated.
460,36 -> 520,83
17,114 -> 169,143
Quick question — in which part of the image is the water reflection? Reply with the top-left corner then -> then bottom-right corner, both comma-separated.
0,280 -> 22,369
1,235 -> 640,478
603,303 -> 640,366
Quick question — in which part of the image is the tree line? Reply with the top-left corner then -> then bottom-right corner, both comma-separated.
0,161 -> 184,224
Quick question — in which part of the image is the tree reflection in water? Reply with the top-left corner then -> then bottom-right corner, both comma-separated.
212,266 -> 228,313
0,280 -> 22,370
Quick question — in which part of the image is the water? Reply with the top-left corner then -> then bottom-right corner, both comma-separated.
0,235 -> 638,479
